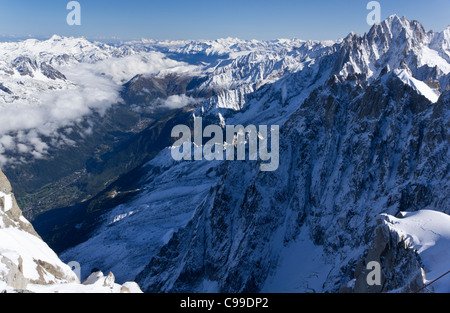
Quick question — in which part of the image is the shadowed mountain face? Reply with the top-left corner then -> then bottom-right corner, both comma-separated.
1,16 -> 449,292
136,75 -> 448,293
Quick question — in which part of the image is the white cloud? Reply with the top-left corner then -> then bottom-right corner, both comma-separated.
67,52 -> 199,85
158,94 -> 201,109
17,143 -> 31,153
0,59 -> 122,134
0,135 -> 14,150
0,70 -> 120,166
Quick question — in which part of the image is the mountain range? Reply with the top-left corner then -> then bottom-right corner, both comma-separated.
0,15 -> 449,293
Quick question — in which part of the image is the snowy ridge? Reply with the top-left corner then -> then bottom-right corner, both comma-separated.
396,69 -> 440,103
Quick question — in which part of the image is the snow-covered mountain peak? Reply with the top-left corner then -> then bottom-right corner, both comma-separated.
380,15 -> 427,43
49,34 -> 63,41
430,26 -> 450,62
335,15 -> 449,97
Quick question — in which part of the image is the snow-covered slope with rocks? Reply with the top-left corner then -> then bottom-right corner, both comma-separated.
1,15 -> 449,293
347,209 -> 450,293
0,169 -> 141,293
381,210 -> 450,293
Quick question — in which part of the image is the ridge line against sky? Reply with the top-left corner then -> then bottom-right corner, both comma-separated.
0,0 -> 449,42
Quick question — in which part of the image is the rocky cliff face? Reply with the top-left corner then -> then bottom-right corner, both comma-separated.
347,215 -> 426,293
0,171 -> 39,236
136,72 -> 449,293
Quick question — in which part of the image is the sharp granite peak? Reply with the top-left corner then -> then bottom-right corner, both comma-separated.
0,169 -> 142,293
0,15 -> 449,293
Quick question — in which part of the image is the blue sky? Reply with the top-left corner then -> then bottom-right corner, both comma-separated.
0,0 -> 449,41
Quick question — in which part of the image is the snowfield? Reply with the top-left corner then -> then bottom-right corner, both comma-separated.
383,210 -> 450,293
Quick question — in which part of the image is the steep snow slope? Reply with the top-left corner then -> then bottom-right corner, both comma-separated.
0,170 -> 78,292
396,69 -> 440,103
261,227 -> 332,293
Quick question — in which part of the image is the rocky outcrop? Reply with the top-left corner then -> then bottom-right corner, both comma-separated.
342,215 -> 427,293
0,255 -> 29,291
0,170 -> 40,236
11,56 -> 38,77
39,62 -> 66,80
0,83 -> 12,95
78,271 -> 142,293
